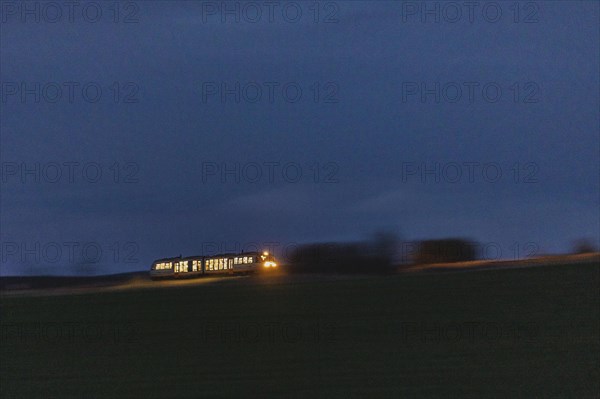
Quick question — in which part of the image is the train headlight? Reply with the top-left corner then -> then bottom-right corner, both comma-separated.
264,261 -> 277,268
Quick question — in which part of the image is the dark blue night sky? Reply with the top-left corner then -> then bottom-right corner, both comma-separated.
1,1 -> 598,275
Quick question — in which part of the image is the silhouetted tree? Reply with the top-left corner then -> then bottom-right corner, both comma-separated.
414,239 -> 476,264
369,231 -> 400,265
288,238 -> 395,274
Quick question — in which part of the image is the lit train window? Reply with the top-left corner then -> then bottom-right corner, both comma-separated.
248,257 -> 253,263
243,257 -> 248,264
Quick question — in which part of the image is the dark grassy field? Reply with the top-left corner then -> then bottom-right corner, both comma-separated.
1,262 -> 599,398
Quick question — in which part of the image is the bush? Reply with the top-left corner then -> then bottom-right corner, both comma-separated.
572,239 -> 598,254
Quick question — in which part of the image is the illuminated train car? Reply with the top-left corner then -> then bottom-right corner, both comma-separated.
150,251 -> 277,280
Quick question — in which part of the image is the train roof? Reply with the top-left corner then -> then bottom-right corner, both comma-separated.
152,256 -> 181,262
188,252 -> 262,259
152,251 -> 264,263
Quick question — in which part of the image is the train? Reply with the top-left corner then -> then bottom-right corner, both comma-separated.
150,251 -> 277,280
